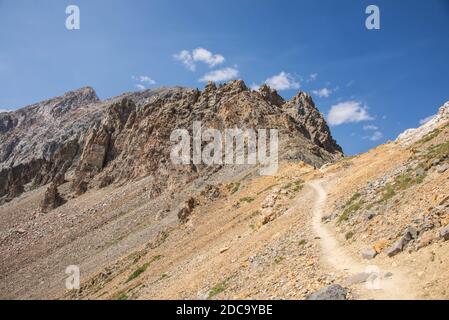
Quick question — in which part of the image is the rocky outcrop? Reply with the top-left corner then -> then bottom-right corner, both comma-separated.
0,81 -> 343,203
40,183 -> 66,213
257,84 -> 285,107
283,92 -> 343,155
397,101 -> 449,146
177,197 -> 196,223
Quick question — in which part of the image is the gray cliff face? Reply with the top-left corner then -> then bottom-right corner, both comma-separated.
0,81 -> 343,202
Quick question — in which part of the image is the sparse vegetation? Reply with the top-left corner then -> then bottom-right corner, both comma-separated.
274,256 -> 284,264
239,196 -> 255,204
228,182 -> 241,195
208,280 -> 227,299
379,184 -> 396,203
257,184 -> 278,195
282,179 -> 304,195
417,127 -> 442,145
113,291 -> 128,300
339,192 -> 363,223
345,231 -> 354,240
126,255 -> 163,283
425,141 -> 449,162
299,239 -> 307,247
375,170 -> 426,205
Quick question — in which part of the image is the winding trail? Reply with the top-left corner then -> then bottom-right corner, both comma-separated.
308,179 -> 417,300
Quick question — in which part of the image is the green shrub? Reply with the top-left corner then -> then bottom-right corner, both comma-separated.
208,280 -> 227,299
345,231 -> 354,240
126,255 -> 163,283
239,197 -> 255,204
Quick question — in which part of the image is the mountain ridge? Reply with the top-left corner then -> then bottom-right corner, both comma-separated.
0,80 -> 342,203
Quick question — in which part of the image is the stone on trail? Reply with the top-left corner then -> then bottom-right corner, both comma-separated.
306,284 -> 348,300
361,247 -> 377,260
344,272 -> 371,286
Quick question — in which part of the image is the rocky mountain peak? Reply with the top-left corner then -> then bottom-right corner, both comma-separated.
284,91 -> 343,155
258,84 -> 285,107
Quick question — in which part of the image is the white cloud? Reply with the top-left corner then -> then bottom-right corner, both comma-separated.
192,48 -> 225,68
250,83 -> 260,91
199,67 -> 239,82
419,114 -> 436,125
173,50 -> 196,71
265,72 -> 300,91
174,48 -> 225,71
327,101 -> 373,126
369,131 -> 383,141
132,75 -> 156,90
363,124 -> 379,131
312,87 -> 333,98
136,76 -> 156,85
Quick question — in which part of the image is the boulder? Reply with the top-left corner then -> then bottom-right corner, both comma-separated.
306,284 -> 348,300
177,197 -> 196,223
385,238 -> 406,257
40,183 -> 66,213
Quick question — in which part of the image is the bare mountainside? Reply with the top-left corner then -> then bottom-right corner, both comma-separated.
2,81 -> 447,300
0,80 -> 342,299
65,101 -> 449,300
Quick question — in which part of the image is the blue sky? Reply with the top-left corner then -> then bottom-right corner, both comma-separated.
1,0 -> 448,155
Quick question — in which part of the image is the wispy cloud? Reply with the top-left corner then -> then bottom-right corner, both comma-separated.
265,72 -> 300,91
368,131 -> 383,141
250,83 -> 260,91
173,50 -> 196,71
363,124 -> 379,131
199,67 -> 239,82
306,73 -> 318,82
312,87 -> 333,98
419,114 -> 436,125
132,75 -> 156,90
327,101 -> 373,126
174,48 -> 225,71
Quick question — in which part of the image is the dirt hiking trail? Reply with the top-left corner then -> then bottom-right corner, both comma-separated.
308,179 -> 418,300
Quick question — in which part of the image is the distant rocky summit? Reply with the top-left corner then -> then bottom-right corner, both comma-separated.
0,80 -> 342,204
396,101 -> 449,146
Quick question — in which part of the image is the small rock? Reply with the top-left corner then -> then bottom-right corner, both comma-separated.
345,273 -> 370,286
306,284 -> 348,300
416,167 -> 426,176
437,164 -> 449,173
403,226 -> 418,241
219,247 -> 230,254
365,211 -> 376,220
361,247 -> 377,260
384,238 -> 405,257
417,232 -> 434,249
440,224 -> 449,241
16,228 -> 26,234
